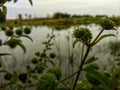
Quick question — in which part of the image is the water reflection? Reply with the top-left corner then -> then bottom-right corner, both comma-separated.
0,24 -> 120,82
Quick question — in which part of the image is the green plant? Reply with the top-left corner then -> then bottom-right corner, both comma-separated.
58,19 -> 116,90
47,67 -> 62,80
36,73 -> 58,90
1,0 -> 120,90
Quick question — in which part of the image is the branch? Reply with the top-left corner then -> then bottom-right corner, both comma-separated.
59,68 -> 81,83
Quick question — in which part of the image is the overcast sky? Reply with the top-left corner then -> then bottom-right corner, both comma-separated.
5,0 -> 120,19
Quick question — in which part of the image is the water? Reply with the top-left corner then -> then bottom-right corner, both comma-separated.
0,24 -> 120,82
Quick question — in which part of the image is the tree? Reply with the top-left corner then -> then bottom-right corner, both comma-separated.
52,12 -> 70,19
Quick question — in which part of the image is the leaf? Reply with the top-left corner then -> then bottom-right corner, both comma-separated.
0,53 -> 11,56
73,39 -> 79,48
2,5 -> 7,15
85,56 -> 98,64
9,71 -> 18,85
17,42 -> 26,54
92,34 -> 115,46
28,0 -> 33,6
21,35 -> 33,42
84,67 -> 112,90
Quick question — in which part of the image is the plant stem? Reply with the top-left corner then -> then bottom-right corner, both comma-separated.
59,68 -> 81,83
73,46 -> 91,90
73,28 -> 104,90
92,29 -> 104,44
81,44 -> 84,61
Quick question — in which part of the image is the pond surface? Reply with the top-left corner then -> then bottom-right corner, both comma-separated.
0,24 -> 120,82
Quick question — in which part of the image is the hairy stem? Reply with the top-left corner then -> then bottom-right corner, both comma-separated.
92,29 -> 104,44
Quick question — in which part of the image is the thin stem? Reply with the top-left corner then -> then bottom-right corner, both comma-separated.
73,46 -> 91,90
58,43 -> 85,83
92,29 -> 104,44
81,44 -> 84,62
59,68 -> 81,83
62,82 -> 71,90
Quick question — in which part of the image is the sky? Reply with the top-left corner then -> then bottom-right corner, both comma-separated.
5,0 -> 120,19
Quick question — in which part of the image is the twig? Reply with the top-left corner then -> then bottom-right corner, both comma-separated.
59,68 -> 81,83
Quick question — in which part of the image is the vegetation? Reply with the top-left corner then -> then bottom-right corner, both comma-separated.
1,13 -> 120,30
0,0 -> 120,90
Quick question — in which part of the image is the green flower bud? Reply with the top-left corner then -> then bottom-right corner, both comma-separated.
35,52 -> 40,57
18,73 -> 27,83
4,73 -> 12,80
15,29 -> 23,36
1,27 -> 6,31
49,53 -> 56,59
35,65 -> 45,74
100,19 -> 114,30
5,29 -> 14,36
37,73 -> 58,90
24,27 -> 31,34
41,52 -> 46,58
31,57 -> 38,64
47,67 -> 62,80
73,28 -> 92,44
7,39 -> 17,48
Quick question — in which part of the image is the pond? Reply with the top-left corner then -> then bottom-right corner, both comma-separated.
0,24 -> 120,83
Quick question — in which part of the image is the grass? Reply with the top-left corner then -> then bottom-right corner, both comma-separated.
0,17 -> 120,30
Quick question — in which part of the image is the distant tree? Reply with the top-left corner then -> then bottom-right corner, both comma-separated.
72,14 -> 82,18
52,12 -> 70,19
82,14 -> 93,18
95,15 -> 108,18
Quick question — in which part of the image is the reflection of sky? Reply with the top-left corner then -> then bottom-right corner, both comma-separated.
5,0 -> 120,19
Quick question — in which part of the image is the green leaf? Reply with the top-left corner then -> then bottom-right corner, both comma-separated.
85,56 -> 98,64
9,71 -> 18,85
73,39 -> 79,48
0,53 -> 11,56
92,34 -> 115,46
17,42 -> 26,54
21,35 -> 33,42
84,67 -> 112,90
28,0 -> 33,6
2,5 -> 7,15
